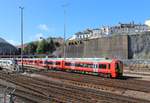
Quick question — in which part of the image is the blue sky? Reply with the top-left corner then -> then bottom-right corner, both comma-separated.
0,0 -> 150,45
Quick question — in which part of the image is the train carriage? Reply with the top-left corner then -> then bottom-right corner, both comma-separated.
62,58 -> 123,78
16,58 -> 123,78
0,59 -> 20,72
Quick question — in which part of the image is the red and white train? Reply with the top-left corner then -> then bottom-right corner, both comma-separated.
18,58 -> 123,78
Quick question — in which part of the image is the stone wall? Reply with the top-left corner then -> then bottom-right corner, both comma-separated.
66,32 -> 150,59
66,35 -> 128,59
128,32 -> 150,59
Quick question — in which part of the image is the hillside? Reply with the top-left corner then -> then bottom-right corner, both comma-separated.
23,37 -> 64,56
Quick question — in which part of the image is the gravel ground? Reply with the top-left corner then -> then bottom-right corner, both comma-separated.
1,70 -> 150,103
0,80 -> 34,103
124,68 -> 150,81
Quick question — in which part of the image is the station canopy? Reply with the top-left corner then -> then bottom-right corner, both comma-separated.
0,37 -> 18,55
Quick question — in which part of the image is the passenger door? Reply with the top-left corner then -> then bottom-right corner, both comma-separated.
93,63 -> 98,72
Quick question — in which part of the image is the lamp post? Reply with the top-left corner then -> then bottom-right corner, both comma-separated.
19,6 -> 24,72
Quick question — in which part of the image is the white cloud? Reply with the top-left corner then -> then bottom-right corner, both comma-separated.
145,20 -> 150,27
7,39 -> 20,46
38,24 -> 49,31
35,33 -> 44,40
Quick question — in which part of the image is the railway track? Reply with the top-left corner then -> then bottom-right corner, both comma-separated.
0,71 -> 150,103
25,65 -> 150,93
27,75 -> 150,103
38,70 -> 150,93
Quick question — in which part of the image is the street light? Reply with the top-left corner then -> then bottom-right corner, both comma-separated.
19,6 -> 24,72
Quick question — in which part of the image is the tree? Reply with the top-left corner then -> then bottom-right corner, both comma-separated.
23,37 -> 60,55
47,38 -> 56,53
28,42 -> 37,54
23,42 -> 37,55
36,39 -> 48,54
55,42 -> 60,47
23,46 -> 28,54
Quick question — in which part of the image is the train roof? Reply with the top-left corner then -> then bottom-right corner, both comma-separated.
16,58 -> 114,63
63,58 -> 113,63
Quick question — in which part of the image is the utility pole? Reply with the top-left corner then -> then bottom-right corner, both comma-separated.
64,8 -> 66,59
62,4 -> 68,60
19,7 -> 24,72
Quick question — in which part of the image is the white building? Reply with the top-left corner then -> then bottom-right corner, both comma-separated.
145,20 -> 150,31
109,22 -> 149,35
72,21 -> 150,40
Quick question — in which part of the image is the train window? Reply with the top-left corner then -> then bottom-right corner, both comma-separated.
29,61 -> 33,63
75,63 -> 80,67
99,64 -> 107,69
75,63 -> 94,68
86,64 -> 94,68
75,63 -> 83,67
65,62 -> 71,66
44,61 -> 48,64
93,64 -> 98,68
115,63 -> 119,69
47,61 -> 53,65
56,62 -> 60,65
108,64 -> 110,69
82,64 -> 88,67
45,61 -> 53,65
14,60 -> 17,64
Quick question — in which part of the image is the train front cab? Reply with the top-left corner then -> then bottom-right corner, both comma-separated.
111,60 -> 123,78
